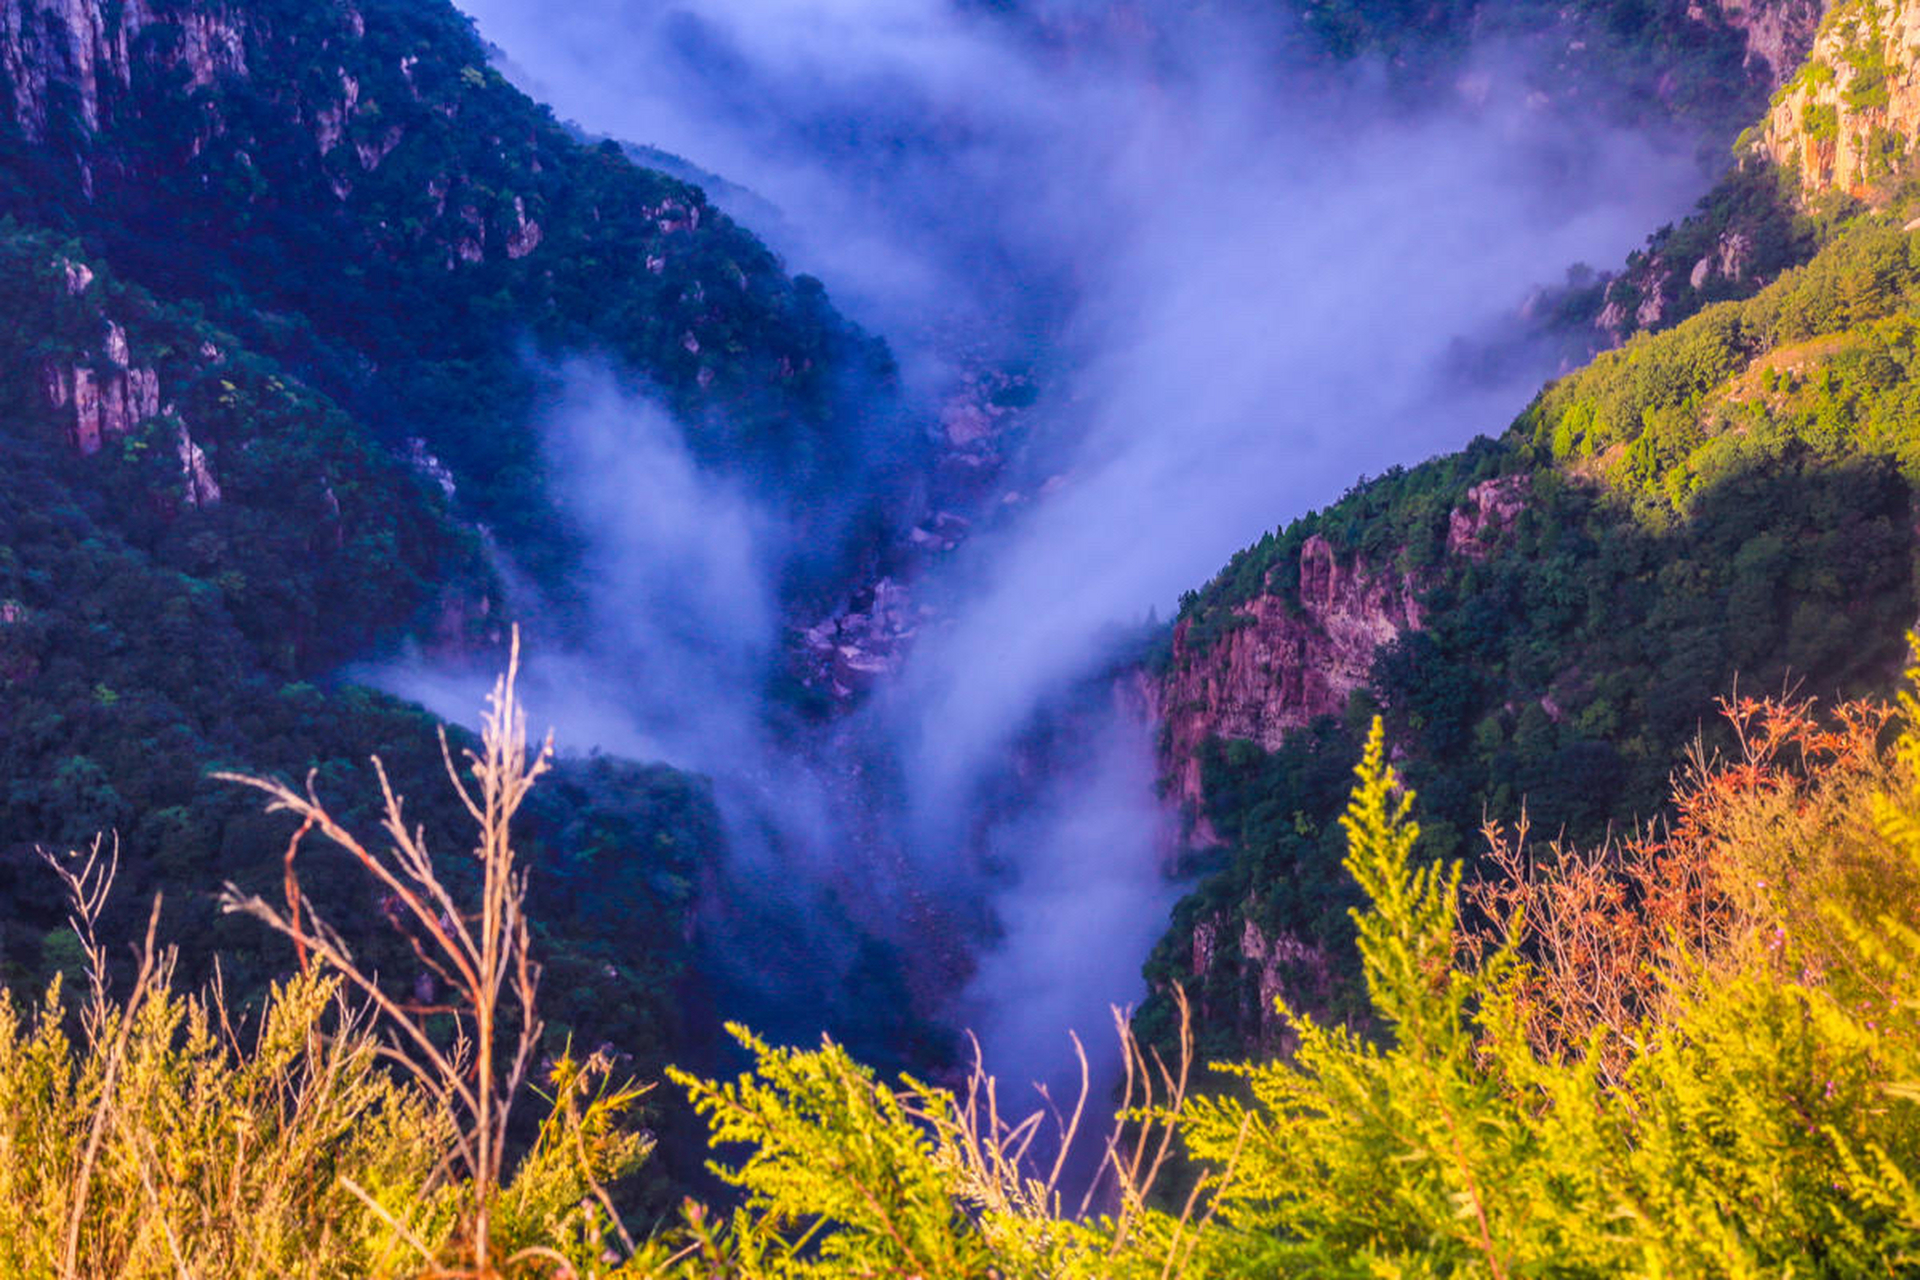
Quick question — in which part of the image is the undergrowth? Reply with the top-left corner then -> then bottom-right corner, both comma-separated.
9,645 -> 1920,1275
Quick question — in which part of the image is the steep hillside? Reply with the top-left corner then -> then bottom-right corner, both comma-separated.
0,0 -> 911,1102
0,217 -> 720,1104
1550,0 -> 1920,353
0,0 -> 904,586
1144,25 -> 1920,1055
1763,0 -> 1920,196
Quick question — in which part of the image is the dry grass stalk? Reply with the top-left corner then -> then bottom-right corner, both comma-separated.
217,628 -> 553,1275
911,984 -> 1239,1275
41,838 -> 170,1280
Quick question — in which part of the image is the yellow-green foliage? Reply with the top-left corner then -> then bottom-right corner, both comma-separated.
0,644 -> 656,1279
658,1025 -> 1194,1277
663,709 -> 1920,1276
1175,716 -> 1920,1274
16,681 -> 1920,1275
0,965 -> 457,1278
666,1030 -> 999,1276
1519,222 -> 1920,513
0,955 -> 651,1278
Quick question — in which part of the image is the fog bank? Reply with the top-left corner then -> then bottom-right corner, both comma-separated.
412,0 -> 1719,1100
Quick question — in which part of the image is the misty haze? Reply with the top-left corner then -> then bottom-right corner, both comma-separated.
401,0 -> 1709,1093
8,0 -> 1916,1265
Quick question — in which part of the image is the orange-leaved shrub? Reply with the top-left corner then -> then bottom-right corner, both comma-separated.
13,649 -> 1920,1276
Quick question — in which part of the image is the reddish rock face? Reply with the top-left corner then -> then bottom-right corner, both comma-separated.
1447,475 -> 1529,560
1152,483 -> 1530,1049
1154,479 -> 1530,843
1763,0 -> 1920,201
43,316 -> 163,455
1156,534 -> 1424,819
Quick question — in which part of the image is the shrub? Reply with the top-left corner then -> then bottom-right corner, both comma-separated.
0,639 -> 650,1277
663,697 -> 1920,1274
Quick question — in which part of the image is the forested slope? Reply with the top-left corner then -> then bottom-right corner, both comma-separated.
0,0 -> 902,1091
1146,0 -> 1920,1058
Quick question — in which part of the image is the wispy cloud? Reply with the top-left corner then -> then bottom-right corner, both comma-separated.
424,0 -> 1713,1090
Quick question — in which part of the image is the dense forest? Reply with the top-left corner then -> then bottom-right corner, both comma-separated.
0,0 -> 893,1128
7,0 -> 1920,1270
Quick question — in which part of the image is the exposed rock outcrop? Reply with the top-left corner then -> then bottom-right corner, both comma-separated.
0,0 -> 247,140
175,421 -> 220,507
314,71 -> 358,155
796,577 -> 927,698
1157,535 -> 1425,816
505,196 -> 542,259
1157,480 -> 1531,828
1205,911 -> 1337,1054
1595,256 -> 1681,346
39,305 -> 221,509
1764,0 -> 1920,198
42,318 -> 162,455
1447,474 -> 1529,559
1709,0 -> 1829,80
0,0 -> 145,137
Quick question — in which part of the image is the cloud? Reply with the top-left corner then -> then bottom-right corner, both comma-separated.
432,0 -> 1716,1089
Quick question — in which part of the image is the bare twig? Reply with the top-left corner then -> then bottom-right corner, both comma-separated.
219,627 -> 554,1274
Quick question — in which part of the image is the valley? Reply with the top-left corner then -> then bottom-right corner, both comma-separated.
6,0 -> 1920,1266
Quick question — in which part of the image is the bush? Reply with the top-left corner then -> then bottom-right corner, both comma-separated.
658,696 -> 1920,1274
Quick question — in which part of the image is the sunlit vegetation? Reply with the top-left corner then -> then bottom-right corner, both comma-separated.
0,663 -> 654,1277
638,692 -> 1920,1274
14,674 -> 1920,1274
1158,202 -> 1920,1054
1520,218 -> 1920,509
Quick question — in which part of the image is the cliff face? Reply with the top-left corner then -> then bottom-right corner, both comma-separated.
1713,0 -> 1830,81
1570,0 -> 1827,351
0,0 -> 546,269
0,0 -> 247,140
1763,0 -> 1920,197
1189,908 -> 1339,1055
1158,476 -> 1527,822
1,0 -> 144,138
1158,537 -> 1424,819
1151,474 -> 1529,1047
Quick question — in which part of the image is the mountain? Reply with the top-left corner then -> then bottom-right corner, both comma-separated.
0,0 -> 905,583
1141,0 -> 1920,1059
0,0 -> 916,1111
11,0 -> 1920,1199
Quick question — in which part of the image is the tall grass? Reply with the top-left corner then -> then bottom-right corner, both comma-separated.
0,634 -> 647,1277
15,638 -> 1920,1276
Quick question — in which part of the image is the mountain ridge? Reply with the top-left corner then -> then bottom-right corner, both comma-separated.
1139,0 -> 1920,1056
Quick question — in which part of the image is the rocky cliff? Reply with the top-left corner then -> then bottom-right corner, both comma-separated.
1764,0 -> 1920,197
0,0 -> 246,140
1158,537 -> 1423,821
1156,475 -> 1526,825
1564,0 -> 1828,351
1714,0 -> 1830,81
